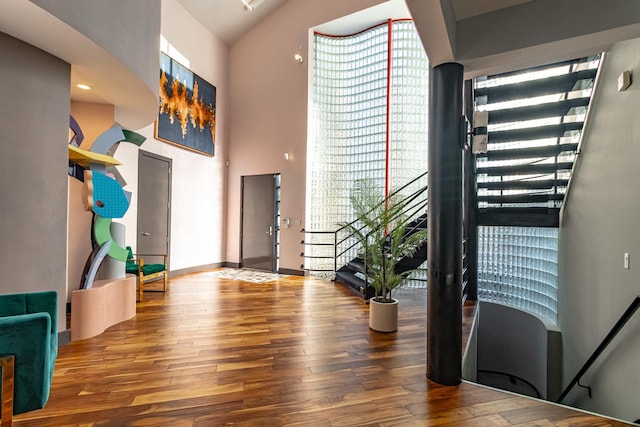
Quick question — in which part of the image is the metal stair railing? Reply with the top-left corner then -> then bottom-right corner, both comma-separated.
301,172 -> 428,278
557,295 -> 640,403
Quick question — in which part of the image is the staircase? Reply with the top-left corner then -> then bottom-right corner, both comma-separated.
334,174 -> 428,299
330,55 -> 601,298
474,55 -> 601,227
335,212 -> 427,299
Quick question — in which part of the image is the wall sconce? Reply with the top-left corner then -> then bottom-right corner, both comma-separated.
284,152 -> 291,160
294,53 -> 304,64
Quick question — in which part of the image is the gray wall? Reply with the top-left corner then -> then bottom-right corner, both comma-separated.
477,302 -> 562,400
462,308 -> 478,382
559,37 -> 640,422
0,32 -> 70,333
30,0 -> 160,96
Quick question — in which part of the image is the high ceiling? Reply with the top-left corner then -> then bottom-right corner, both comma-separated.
178,0 -> 532,45
177,0 -> 289,45
4,0 -> 638,119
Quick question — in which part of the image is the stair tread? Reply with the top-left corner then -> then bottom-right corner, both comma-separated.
476,143 -> 578,160
488,122 -> 583,144
475,68 -> 597,103
477,161 -> 574,176
478,179 -> 569,190
487,97 -> 590,124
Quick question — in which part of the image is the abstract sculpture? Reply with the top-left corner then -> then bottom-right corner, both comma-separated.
68,117 -> 146,289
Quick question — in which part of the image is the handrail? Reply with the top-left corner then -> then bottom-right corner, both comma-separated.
557,294 -> 640,403
334,171 -> 429,236
560,53 -> 605,221
477,369 -> 542,399
302,172 -> 428,277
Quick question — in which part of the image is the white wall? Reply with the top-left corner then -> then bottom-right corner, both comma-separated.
115,0 -> 230,272
559,37 -> 640,422
227,0 -> 388,271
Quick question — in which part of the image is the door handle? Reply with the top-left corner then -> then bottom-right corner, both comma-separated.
141,232 -> 151,236
266,226 -> 273,236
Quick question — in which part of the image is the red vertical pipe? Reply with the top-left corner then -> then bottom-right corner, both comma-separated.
384,19 -> 393,199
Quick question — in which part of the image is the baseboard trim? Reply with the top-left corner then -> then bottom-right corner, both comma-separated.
224,262 -> 241,268
59,329 -> 71,346
278,268 -> 304,276
168,263 -> 303,277
169,263 -> 224,277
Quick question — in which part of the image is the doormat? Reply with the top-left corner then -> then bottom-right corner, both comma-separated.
204,268 -> 290,284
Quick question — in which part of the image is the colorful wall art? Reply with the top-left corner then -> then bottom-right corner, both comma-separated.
156,52 -> 216,156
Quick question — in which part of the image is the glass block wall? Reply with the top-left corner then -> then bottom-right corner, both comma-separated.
308,20 -> 429,276
478,226 -> 558,323
388,21 -> 429,193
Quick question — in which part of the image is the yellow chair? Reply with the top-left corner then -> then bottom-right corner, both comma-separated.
125,247 -> 168,301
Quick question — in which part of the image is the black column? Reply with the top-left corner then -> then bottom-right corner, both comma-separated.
427,62 -> 463,386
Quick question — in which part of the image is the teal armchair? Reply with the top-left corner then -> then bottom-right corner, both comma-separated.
0,291 -> 58,425
126,246 -> 168,301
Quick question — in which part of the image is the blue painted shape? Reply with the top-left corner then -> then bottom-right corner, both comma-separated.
90,126 -> 126,155
81,240 -> 112,290
69,115 -> 84,146
91,171 -> 130,218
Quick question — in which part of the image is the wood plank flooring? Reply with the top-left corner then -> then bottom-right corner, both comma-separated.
13,271 -> 631,426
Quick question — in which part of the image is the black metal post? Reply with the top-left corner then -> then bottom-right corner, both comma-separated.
427,62 -> 464,385
463,79 -> 478,301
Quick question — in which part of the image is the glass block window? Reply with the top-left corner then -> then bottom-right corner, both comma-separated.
308,20 -> 429,275
478,226 -> 558,323
389,21 -> 429,197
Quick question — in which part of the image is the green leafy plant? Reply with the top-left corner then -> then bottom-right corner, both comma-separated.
340,180 -> 427,303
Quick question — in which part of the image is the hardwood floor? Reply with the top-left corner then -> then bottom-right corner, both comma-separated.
14,271 -> 630,426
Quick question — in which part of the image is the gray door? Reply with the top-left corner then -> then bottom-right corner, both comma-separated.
137,151 -> 171,272
241,174 -> 277,272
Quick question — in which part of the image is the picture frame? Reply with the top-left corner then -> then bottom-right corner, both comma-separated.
155,52 -> 216,156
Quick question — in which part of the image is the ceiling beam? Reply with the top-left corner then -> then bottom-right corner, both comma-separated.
408,0 -> 640,78
405,0 -> 457,67
458,0 -> 640,77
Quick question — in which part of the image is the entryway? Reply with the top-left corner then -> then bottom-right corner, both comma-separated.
241,173 -> 280,272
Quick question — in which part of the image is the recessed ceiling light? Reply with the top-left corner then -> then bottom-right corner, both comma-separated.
76,84 -> 91,90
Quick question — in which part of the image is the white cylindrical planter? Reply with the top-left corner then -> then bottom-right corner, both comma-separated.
369,298 -> 398,332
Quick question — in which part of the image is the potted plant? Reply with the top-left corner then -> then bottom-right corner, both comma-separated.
340,180 -> 427,332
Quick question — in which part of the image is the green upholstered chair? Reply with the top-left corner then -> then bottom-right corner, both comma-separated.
126,246 -> 168,301
0,291 -> 58,425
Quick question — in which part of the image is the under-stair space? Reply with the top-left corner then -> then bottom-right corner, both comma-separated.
474,55 -> 601,227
